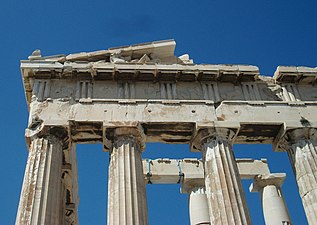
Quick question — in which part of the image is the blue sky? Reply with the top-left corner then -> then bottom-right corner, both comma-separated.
1,0 -> 317,224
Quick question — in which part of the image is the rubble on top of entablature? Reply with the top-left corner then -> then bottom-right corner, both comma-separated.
23,40 -> 317,87
28,49 -> 42,60
178,54 -> 194,64
257,75 -> 275,83
27,39 -> 194,65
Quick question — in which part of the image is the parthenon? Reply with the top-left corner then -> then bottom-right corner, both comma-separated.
16,40 -> 317,224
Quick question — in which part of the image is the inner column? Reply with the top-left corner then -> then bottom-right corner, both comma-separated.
249,173 -> 292,225
188,186 -> 211,225
202,129 -> 252,225
107,129 -> 148,225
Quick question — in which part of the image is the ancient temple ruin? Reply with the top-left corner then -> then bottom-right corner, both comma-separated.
16,40 -> 317,225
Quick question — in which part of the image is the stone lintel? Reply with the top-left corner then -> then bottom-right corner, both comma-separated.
236,158 -> 270,179
27,100 -> 317,145
190,122 -> 240,152
250,173 -> 286,193
103,122 -> 146,151
143,158 -> 270,189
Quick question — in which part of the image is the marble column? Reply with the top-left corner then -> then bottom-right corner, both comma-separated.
16,136 -> 64,225
284,129 -> 317,224
188,186 -> 211,225
202,129 -> 252,225
107,132 -> 148,225
250,173 -> 291,225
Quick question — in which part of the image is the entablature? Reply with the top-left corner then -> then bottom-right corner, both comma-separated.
21,40 -> 317,147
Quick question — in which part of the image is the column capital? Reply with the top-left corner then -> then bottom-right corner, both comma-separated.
25,125 -> 70,150
103,122 -> 146,151
274,127 -> 317,152
250,173 -> 286,193
190,122 -> 239,152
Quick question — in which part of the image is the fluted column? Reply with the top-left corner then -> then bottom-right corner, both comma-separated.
250,173 -> 291,225
284,129 -> 317,224
188,186 -> 211,225
16,136 -> 64,225
107,132 -> 148,225
202,129 -> 251,225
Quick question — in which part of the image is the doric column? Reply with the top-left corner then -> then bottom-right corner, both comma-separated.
192,128 -> 252,225
250,173 -> 292,225
107,127 -> 148,225
16,136 -> 64,225
276,128 -> 317,224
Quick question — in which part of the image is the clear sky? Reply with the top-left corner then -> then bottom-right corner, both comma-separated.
1,0 -> 317,224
